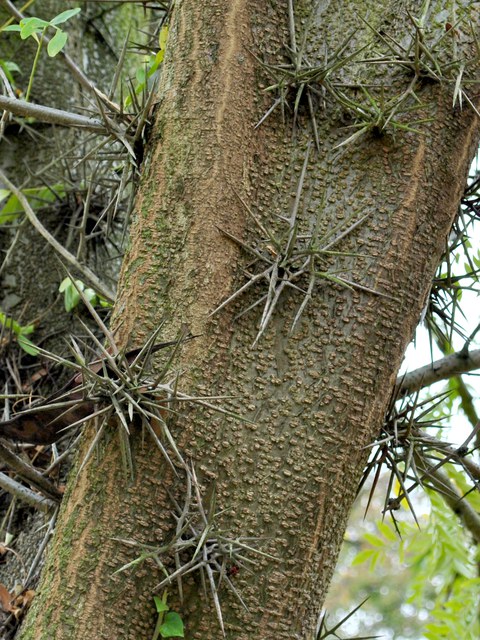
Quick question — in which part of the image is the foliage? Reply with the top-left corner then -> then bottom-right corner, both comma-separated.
0,183 -> 65,224
58,277 -> 112,312
152,592 -> 184,639
0,310 -> 38,355
347,492 -> 480,640
0,58 -> 20,90
2,9 -> 81,101
125,25 -> 168,109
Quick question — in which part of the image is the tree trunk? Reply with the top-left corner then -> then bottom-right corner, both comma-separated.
18,1 -> 480,639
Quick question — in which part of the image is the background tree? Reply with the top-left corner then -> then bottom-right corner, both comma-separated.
0,1 -> 478,639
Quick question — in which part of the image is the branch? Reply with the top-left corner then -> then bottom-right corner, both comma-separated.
0,95 -> 107,133
0,471 -> 56,512
0,440 -> 63,501
0,170 -> 116,302
414,455 -> 480,545
416,429 -> 480,482
395,348 -> 480,395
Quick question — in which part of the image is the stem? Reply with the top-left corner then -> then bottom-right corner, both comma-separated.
25,30 -> 43,102
0,170 -> 115,301
151,591 -> 168,640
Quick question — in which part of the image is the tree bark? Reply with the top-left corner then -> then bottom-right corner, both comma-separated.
18,1 -> 480,639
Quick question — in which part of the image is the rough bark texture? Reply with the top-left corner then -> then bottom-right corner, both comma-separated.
18,1 -> 480,639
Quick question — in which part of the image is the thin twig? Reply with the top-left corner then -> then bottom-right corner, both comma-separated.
0,171 -> 115,301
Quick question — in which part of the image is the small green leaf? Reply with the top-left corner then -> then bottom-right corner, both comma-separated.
157,26 -> 168,64
3,61 -> 20,73
83,288 -> 98,304
351,549 -> 376,566
153,595 -> 169,613
17,335 -> 39,356
64,288 -> 80,312
20,17 -> 48,39
24,183 -> 65,206
47,29 -> 68,57
159,612 -> 184,638
2,25 -> 21,33
58,277 -> 71,293
60,278 -> 84,312
158,26 -> 168,51
363,533 -> 385,548
0,194 -> 22,224
136,65 -> 147,85
49,8 -> 81,26
0,60 -> 21,85
0,313 -> 21,335
19,323 -> 35,336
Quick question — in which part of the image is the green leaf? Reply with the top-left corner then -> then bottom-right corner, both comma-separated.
0,60 -> 21,85
377,520 -> 398,542
153,595 -> 169,613
0,184 -> 65,224
0,312 -> 21,335
363,533 -> 386,548
60,278 -> 84,312
19,323 -> 35,336
157,25 -> 168,64
2,25 -> 21,33
20,17 -> 48,39
83,288 -> 98,305
158,26 -> 168,51
24,183 -> 66,207
351,549 -> 376,566
0,194 -> 21,223
17,335 -> 39,356
159,612 -> 184,638
64,287 -> 81,311
3,61 -> 20,73
49,8 -> 81,26
136,65 -> 147,85
47,29 -> 68,57
59,277 -> 73,293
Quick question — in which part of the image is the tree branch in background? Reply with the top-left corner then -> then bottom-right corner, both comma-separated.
414,453 -> 480,545
0,170 -> 116,301
0,95 -> 107,133
396,348 -> 480,395
0,441 -> 63,502
0,472 -> 57,512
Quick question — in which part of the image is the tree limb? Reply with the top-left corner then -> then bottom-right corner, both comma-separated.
396,348 -> 480,395
414,454 -> 480,545
415,429 -> 480,482
0,471 -> 56,512
0,95 -> 107,133
0,440 -> 63,501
